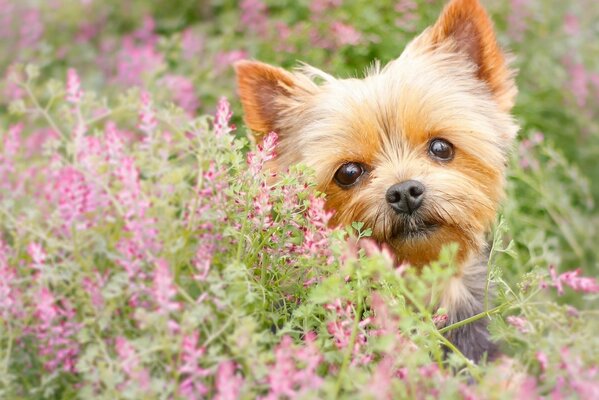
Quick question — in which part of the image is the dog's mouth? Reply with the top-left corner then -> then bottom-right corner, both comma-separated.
390,217 -> 439,241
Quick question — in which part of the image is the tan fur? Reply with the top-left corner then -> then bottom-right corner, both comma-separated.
235,0 -> 518,360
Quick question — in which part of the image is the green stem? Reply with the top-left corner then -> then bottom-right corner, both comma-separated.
439,304 -> 508,334
333,296 -> 363,399
21,82 -> 67,141
432,329 -> 482,382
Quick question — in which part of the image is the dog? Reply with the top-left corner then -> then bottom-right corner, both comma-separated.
235,0 -> 518,362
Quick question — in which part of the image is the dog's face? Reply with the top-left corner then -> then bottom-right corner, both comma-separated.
235,0 -> 518,266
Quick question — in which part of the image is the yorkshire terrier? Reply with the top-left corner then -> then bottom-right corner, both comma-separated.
235,0 -> 518,362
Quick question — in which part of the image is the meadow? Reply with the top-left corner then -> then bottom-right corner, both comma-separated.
0,0 -> 598,398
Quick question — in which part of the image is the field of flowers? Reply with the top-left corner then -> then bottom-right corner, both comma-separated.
1,0 -> 598,398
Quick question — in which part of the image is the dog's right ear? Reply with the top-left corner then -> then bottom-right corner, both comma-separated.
234,60 -> 298,135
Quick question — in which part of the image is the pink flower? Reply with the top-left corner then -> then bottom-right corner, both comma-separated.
32,287 -> 81,373
214,361 -> 244,400
395,0 -> 419,31
563,57 -> 589,108
0,123 -> 23,189
181,28 -> 204,60
507,315 -> 532,333
114,37 -> 163,86
214,97 -> 235,138
331,22 -> 362,46
115,337 -> 151,392
507,0 -> 530,42
54,167 -> 94,227
548,265 -> 599,296
19,8 -> 44,48
309,0 -> 342,17
193,233 -> 217,282
536,351 -> 549,372
104,122 -> 125,165
161,74 -> 199,116
3,65 -> 25,101
27,242 -> 47,271
0,240 -> 21,319
138,91 -> 158,135
178,332 -> 210,399
240,0 -> 268,36
274,22 -> 296,53
367,356 -> 395,400
563,13 -> 580,36
81,271 -> 107,310
551,348 -> 599,399
214,50 -> 248,74
325,299 -> 371,365
152,259 -> 180,315
263,335 -> 323,399
66,68 -> 83,104
247,132 -> 277,175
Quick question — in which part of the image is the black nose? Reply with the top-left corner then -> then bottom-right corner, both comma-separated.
386,180 -> 425,215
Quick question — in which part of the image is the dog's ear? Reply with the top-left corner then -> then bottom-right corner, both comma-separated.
429,0 -> 516,111
234,60 -> 298,135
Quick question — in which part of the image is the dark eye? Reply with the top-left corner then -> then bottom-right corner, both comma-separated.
428,139 -> 454,161
334,162 -> 365,187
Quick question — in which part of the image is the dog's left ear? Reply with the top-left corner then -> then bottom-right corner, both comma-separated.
429,0 -> 516,111
234,60 -> 300,137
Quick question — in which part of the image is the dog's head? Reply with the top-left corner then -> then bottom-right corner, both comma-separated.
235,0 -> 518,266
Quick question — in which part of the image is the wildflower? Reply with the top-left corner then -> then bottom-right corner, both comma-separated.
181,28 -> 204,60
32,287 -> 80,373
54,167 -> 94,227
66,68 -> 83,104
507,0 -> 530,42
0,124 -> 23,188
507,315 -> 532,333
193,233 -> 217,282
138,91 -> 157,135
115,37 -> 163,86
548,265 -> 599,296
536,351 -> 549,372
263,335 -> 323,399
214,361 -> 244,400
3,65 -> 25,101
331,22 -> 362,46
104,121 -> 125,165
178,332 -> 210,399
309,0 -> 342,17
152,259 -> 181,315
19,8 -> 44,48
214,97 -> 235,137
115,337 -> 151,392
247,131 -> 277,175
367,356 -> 395,400
395,0 -> 419,31
27,242 -> 47,271
214,50 -> 248,74
81,271 -> 107,310
0,241 -> 21,319
161,74 -> 199,116
562,56 -> 589,108
240,0 -> 268,36
563,13 -> 580,36
325,299 -> 371,365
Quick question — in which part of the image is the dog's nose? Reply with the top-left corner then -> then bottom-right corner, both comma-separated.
386,180 -> 425,214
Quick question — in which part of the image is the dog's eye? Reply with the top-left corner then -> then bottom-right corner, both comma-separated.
334,162 -> 365,187
428,139 -> 454,161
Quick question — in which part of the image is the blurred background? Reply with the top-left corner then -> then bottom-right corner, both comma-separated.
1,0 -> 597,283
